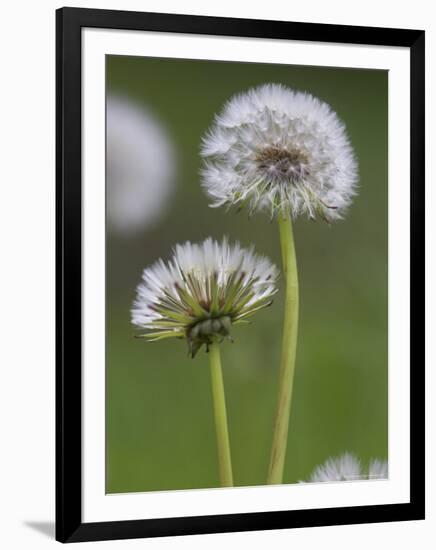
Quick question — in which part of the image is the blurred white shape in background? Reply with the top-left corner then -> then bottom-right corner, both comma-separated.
106,95 -> 176,235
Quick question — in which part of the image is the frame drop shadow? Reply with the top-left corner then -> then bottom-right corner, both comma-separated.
24,521 -> 54,539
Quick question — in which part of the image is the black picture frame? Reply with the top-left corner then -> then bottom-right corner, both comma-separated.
56,6 -> 425,543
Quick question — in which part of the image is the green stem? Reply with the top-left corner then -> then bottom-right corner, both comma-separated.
209,343 -> 233,487
267,214 -> 299,484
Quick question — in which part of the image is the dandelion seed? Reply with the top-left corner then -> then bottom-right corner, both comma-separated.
131,237 -> 278,357
302,453 -> 388,483
201,83 -> 358,222
107,95 -> 175,234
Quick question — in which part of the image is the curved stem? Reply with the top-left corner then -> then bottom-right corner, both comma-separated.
267,215 -> 299,484
209,343 -> 233,487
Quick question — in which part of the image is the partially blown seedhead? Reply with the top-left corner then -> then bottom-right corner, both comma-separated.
201,84 -> 358,222
131,238 -> 278,357
302,453 -> 388,483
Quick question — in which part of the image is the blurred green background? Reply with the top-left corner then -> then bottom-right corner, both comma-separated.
106,56 -> 388,493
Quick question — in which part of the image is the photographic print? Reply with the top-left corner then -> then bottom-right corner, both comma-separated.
105,56 -> 388,494
56,8 -> 424,542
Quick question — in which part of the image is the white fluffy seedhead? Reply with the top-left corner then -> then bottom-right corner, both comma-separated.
368,458 -> 389,480
107,95 -> 175,234
201,84 -> 358,222
131,237 -> 278,357
302,453 -> 388,483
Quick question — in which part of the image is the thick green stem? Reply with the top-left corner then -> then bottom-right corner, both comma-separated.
267,215 -> 299,484
209,343 -> 233,487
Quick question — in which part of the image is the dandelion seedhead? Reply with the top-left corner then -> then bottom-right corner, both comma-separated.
302,453 -> 388,483
201,84 -> 358,222
107,95 -> 175,234
131,238 -> 278,357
